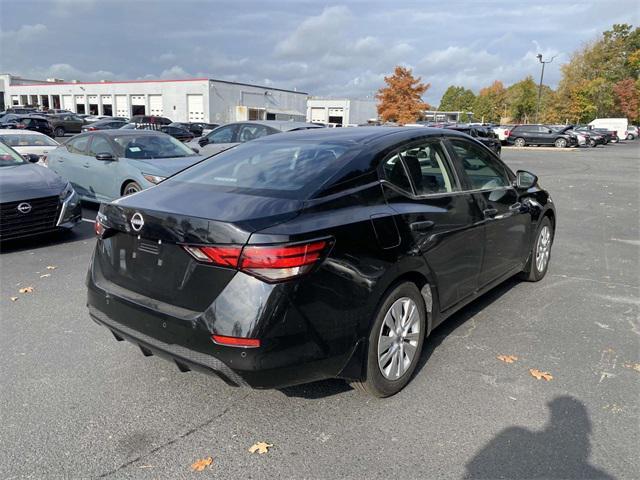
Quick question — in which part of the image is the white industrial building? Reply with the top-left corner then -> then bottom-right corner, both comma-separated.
307,98 -> 378,126
0,74 -> 308,123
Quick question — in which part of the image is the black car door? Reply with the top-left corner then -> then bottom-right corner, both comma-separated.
381,138 -> 485,312
446,138 -> 530,287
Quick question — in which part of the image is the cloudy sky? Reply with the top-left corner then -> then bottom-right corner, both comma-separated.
1,0 -> 637,104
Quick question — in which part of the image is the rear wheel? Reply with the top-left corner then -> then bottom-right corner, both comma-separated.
54,127 -> 65,137
520,217 -> 553,282
352,282 -> 426,397
514,137 -> 526,147
122,181 -> 142,196
554,138 -> 567,148
627,134 -> 635,140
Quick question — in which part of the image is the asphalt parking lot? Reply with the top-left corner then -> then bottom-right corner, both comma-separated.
1,142 -> 638,479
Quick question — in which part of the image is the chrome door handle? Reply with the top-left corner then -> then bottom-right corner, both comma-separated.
83,163 -> 90,168
410,220 -> 435,232
509,202 -> 522,211
483,208 -> 498,218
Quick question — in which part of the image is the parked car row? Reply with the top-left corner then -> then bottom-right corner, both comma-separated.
492,123 -> 633,148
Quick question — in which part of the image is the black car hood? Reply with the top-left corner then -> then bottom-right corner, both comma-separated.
0,164 -> 66,203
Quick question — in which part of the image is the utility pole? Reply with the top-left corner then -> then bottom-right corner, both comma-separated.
536,54 -> 556,123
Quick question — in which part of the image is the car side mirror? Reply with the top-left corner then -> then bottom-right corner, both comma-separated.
515,170 -> 537,189
548,129 -> 553,133
96,152 -> 116,161
23,153 -> 40,163
198,137 -> 208,147
191,147 -> 200,154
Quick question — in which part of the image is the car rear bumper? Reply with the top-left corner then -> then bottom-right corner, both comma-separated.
86,270 -> 359,389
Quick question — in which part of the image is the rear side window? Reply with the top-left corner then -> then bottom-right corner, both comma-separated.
449,139 -> 510,190
382,154 -> 412,192
170,141 -> 352,198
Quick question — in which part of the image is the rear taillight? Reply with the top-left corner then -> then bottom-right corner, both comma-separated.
182,239 -> 332,282
95,215 -> 106,237
16,123 -> 26,129
504,130 -> 510,137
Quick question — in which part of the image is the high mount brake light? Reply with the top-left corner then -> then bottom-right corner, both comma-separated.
182,240 -> 332,282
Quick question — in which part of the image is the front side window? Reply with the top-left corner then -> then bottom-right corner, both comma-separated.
207,125 -> 237,144
88,136 -> 114,157
238,124 -> 272,143
67,136 -> 90,154
449,139 -> 510,190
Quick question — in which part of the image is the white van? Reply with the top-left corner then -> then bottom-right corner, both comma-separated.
589,118 -> 628,141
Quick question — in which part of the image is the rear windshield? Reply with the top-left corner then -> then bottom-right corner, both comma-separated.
112,134 -> 197,159
0,134 -> 58,147
169,140 -> 353,198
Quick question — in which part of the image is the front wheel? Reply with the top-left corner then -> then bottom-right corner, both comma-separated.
122,181 -> 142,196
352,282 -> 426,397
554,138 -> 567,148
520,217 -> 553,282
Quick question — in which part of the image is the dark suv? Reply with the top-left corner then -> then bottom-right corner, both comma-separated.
507,124 -> 578,148
47,113 -> 86,137
0,115 -> 54,136
444,124 -> 502,156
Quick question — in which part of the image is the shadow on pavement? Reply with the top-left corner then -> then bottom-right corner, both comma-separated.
464,396 -> 615,479
0,221 -> 95,254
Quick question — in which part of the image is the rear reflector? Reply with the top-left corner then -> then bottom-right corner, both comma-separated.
212,334 -> 260,348
182,239 -> 332,282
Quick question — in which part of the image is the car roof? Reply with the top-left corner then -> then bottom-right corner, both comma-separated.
81,129 -> 169,137
0,128 -> 49,135
252,126 -> 471,145
222,120 -> 322,131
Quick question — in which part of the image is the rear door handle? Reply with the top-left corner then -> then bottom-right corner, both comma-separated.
410,220 -> 435,232
83,163 -> 90,168
509,202 -> 522,211
483,208 -> 498,218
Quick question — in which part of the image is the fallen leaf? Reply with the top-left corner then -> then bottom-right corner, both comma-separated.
10,297 -> 18,302
190,457 -> 212,472
138,465 -> 154,469
529,368 -> 553,381
249,442 -> 273,454
623,363 -> 640,373
497,354 -> 518,364
46,265 -> 57,270
40,273 -> 51,278
19,286 -> 34,294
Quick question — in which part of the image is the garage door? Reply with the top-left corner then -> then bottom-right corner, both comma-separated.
115,95 -> 129,117
75,95 -> 86,114
187,94 -> 204,122
310,107 -> 326,123
101,95 -> 112,105
149,95 -> 163,116
62,95 -> 73,111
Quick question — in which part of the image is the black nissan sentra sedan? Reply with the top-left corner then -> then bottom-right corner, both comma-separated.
87,127 -> 555,397
0,142 -> 81,241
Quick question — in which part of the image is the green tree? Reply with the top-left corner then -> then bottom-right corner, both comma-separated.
473,80 -> 507,123
438,85 -> 476,120
507,76 -> 538,122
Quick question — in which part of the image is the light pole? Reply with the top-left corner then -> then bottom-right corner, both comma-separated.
536,53 -> 556,122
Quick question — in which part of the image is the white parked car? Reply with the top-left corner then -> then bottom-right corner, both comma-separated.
626,125 -> 637,140
0,129 -> 60,165
493,125 -> 514,144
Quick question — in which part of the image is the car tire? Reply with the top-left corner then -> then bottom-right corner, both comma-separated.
554,138 -> 567,148
352,282 -> 426,397
514,137 -> 526,147
54,127 -> 65,137
627,134 -> 635,140
519,216 -> 553,282
122,181 -> 142,196
589,139 -> 596,147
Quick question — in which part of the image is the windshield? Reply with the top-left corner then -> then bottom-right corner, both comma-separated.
0,133 -> 58,147
0,142 -> 27,166
169,140 -> 352,198
112,134 -> 197,159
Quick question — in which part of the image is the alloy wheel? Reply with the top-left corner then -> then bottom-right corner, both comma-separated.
377,297 -> 420,380
535,225 -> 551,273
123,183 -> 141,196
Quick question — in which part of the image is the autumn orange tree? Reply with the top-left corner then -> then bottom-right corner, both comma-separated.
376,66 -> 430,124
